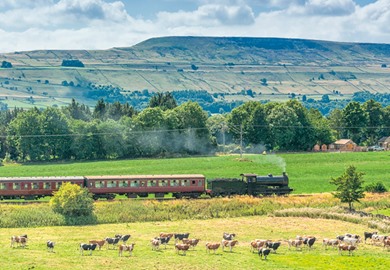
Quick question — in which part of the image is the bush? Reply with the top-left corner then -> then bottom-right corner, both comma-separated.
1,61 -> 12,68
61,59 -> 84,67
365,182 -> 388,193
50,182 -> 94,217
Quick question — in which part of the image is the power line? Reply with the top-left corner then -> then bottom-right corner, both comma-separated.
1,124 -> 389,139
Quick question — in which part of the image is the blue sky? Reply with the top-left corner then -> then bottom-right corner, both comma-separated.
0,0 -> 388,52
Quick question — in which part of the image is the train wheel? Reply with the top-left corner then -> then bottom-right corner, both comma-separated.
173,193 -> 182,199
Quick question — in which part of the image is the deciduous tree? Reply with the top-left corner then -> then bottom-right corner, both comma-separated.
330,165 -> 365,211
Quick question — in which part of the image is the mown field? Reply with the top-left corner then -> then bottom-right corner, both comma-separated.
1,152 -> 389,193
1,216 -> 390,270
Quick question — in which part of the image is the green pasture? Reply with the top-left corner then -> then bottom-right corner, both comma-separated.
1,152 -> 389,194
1,216 -> 389,270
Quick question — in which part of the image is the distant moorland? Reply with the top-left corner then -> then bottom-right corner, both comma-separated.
1,36 -> 390,114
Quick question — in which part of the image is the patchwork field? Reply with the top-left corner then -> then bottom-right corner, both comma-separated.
2,37 -> 390,109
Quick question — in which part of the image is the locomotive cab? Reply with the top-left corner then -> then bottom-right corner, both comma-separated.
240,174 -> 257,183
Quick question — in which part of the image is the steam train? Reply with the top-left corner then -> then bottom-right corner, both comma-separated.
0,173 -> 293,200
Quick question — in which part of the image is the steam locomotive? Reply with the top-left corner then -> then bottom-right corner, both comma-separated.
0,173 -> 292,200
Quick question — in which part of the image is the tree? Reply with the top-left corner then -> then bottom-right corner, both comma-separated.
40,107 -> 72,160
1,61 -> 12,68
266,103 -> 300,150
173,101 -> 213,153
342,101 -> 367,144
330,165 -> 365,211
191,64 -> 198,71
61,59 -> 84,67
50,182 -> 94,217
362,99 -> 382,145
307,108 -> 333,145
93,98 -> 106,120
327,108 -> 344,139
286,100 -> 316,150
149,92 -> 177,110
7,108 -> 43,161
321,94 -> 330,103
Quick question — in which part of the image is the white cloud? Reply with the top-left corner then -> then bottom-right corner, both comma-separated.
0,0 -> 129,31
0,0 -> 53,9
0,0 -> 390,53
303,0 -> 357,16
157,3 -> 255,27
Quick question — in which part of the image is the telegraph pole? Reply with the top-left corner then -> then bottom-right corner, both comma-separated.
240,125 -> 243,159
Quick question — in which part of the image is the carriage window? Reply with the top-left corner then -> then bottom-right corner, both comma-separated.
198,180 -> 203,186
13,183 -> 20,190
32,183 -> 39,189
23,183 -> 29,189
182,180 -> 189,186
94,181 -> 102,188
107,181 -> 117,188
170,180 -> 178,186
192,180 -> 196,185
44,182 -> 51,189
148,181 -> 156,187
56,182 -> 62,189
131,181 -> 139,187
159,180 -> 167,187
0,183 -> 7,190
119,181 -> 128,187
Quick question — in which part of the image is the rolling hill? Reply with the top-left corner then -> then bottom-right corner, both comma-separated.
1,36 -> 390,110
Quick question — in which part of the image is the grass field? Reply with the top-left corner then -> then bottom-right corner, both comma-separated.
1,152 -> 389,193
1,216 -> 389,270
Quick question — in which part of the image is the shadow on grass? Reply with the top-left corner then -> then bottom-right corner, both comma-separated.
64,214 -> 98,226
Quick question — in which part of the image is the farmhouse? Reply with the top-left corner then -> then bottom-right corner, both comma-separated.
328,139 -> 357,152
378,136 -> 390,150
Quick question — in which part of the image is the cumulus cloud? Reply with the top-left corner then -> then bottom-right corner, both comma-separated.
0,0 -> 129,31
157,3 -> 255,27
0,0 -> 53,9
0,0 -> 390,53
302,0 -> 357,16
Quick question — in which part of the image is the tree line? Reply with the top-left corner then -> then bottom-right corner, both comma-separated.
0,94 -> 389,162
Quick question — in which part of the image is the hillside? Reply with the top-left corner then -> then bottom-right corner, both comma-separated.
1,36 -> 390,111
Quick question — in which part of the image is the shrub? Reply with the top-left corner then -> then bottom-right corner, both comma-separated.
61,59 -> 84,67
365,182 -> 388,193
50,182 -> 94,217
1,61 -> 12,68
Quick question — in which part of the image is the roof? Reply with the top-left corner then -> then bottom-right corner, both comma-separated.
84,174 -> 205,180
378,136 -> 390,142
0,176 -> 84,182
333,139 -> 355,145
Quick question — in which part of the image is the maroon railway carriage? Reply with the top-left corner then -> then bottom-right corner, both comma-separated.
0,176 -> 85,200
85,174 -> 206,199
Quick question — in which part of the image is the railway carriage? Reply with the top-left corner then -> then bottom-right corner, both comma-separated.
0,176 -> 85,200
85,174 -> 206,200
0,172 -> 292,200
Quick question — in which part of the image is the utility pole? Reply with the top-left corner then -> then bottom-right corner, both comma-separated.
240,125 -> 243,159
221,122 -> 227,154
